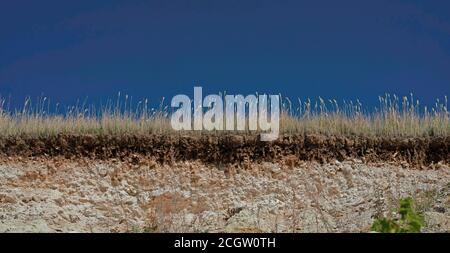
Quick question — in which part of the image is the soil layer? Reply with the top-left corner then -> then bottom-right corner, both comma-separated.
0,134 -> 448,165
0,158 -> 449,232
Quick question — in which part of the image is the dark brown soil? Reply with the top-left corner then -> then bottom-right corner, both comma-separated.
0,134 -> 448,166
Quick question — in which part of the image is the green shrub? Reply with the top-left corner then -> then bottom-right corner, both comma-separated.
371,197 -> 424,233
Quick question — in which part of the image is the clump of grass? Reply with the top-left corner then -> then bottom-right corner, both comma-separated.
0,93 -> 448,138
280,93 -> 449,137
0,94 -> 171,137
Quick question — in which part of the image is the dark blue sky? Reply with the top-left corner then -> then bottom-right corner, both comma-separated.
1,0 -> 449,109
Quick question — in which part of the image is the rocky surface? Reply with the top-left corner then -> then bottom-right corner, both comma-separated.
0,157 -> 449,232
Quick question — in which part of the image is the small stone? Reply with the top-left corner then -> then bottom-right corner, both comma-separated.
434,206 -> 446,214
0,194 -> 16,204
22,196 -> 33,203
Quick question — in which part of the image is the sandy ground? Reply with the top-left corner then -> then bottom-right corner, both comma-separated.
0,157 -> 449,233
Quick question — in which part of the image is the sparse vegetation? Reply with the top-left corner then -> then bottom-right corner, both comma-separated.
0,93 -> 448,137
371,197 -> 424,233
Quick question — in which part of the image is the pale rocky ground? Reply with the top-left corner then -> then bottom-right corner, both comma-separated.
0,157 -> 449,233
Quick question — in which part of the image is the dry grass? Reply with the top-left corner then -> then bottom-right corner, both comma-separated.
0,93 -> 448,137
280,94 -> 449,137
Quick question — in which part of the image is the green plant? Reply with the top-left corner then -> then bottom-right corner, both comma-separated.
371,197 -> 424,233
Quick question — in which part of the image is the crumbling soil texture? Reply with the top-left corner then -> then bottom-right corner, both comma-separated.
0,134 -> 448,166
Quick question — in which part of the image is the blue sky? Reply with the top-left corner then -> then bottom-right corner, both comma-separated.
0,0 -> 449,110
